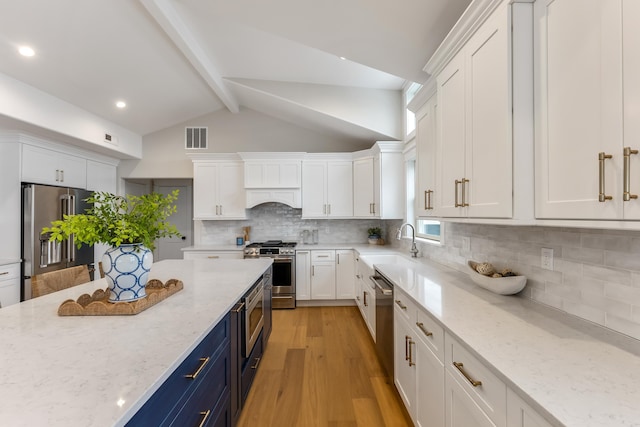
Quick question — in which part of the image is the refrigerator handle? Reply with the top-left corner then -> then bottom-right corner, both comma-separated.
67,195 -> 76,263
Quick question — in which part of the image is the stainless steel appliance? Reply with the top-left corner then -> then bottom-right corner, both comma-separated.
371,270 -> 394,378
244,240 -> 296,309
21,183 -> 94,300
242,276 -> 264,357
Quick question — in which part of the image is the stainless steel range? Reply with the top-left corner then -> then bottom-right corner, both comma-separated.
244,240 -> 296,309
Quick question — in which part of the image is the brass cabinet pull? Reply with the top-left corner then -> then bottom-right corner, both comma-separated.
395,299 -> 407,310
0,271 -> 8,276
405,335 -> 410,361
416,322 -> 433,337
207,256 -> 219,259
363,291 -> 368,307
371,203 -> 375,214
455,180 -> 461,207
425,190 -> 434,210
408,339 -> 415,367
599,152 -> 613,202
337,254 -> 340,264
185,357 -> 210,380
60,170 -> 64,182
219,205 -> 223,215
232,302 -> 245,313
251,357 -> 261,369
624,147 -> 639,201
453,361 -> 482,387
197,410 -> 211,427
312,265 -> 315,276
461,178 -> 469,207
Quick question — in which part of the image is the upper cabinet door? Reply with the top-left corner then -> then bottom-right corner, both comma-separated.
302,161 -> 327,217
437,53 -> 467,217
622,0 -> 640,219
415,97 -> 437,217
353,157 -> 375,217
217,162 -> 246,219
327,161 -> 353,217
534,0 -> 623,219
465,5 -> 512,218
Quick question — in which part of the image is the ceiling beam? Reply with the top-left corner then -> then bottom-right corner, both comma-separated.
139,0 -> 240,113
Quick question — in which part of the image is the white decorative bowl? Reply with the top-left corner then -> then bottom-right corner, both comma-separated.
467,261 -> 527,295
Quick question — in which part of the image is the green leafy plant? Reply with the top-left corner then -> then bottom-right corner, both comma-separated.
42,190 -> 181,251
367,227 -> 382,237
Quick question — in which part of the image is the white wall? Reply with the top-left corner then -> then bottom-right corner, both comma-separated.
119,107 -> 373,179
0,71 -> 142,159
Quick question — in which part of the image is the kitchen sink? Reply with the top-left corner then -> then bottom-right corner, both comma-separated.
359,253 -> 417,269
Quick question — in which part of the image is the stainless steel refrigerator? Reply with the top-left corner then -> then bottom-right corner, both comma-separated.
21,184 -> 94,300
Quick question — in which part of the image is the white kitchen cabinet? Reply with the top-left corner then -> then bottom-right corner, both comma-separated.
182,250 -> 243,260
394,305 -> 417,420
22,143 -> 87,189
310,250 -> 336,300
445,370 -> 497,427
354,256 -> 376,340
243,159 -> 301,188
302,159 -> 353,218
295,250 -> 311,301
0,263 -> 20,308
415,325 -> 445,427
413,89 -> 438,217
192,160 -> 246,220
534,0 -> 626,220
335,250 -> 355,299
506,389 -> 553,427
86,160 -> 117,193
353,157 -> 376,217
353,143 -> 404,219
435,2 -> 512,219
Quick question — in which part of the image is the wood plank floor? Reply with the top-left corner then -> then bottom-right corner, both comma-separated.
237,306 -> 413,427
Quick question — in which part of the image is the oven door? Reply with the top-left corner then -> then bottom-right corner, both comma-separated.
271,257 -> 294,294
244,279 -> 264,357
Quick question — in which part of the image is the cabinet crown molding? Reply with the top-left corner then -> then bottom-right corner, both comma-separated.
424,0 -> 533,77
238,152 -> 305,160
187,152 -> 241,162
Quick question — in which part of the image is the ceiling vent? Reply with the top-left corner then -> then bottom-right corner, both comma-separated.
185,127 -> 208,149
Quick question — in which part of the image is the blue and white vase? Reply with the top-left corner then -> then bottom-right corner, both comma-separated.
101,244 -> 153,302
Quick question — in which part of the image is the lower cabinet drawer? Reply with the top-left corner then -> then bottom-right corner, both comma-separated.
415,307 -> 444,362
126,315 -> 230,426
241,332 -> 264,404
169,343 -> 231,427
445,332 -> 506,427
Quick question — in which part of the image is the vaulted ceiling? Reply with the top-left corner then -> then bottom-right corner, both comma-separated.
0,0 -> 471,144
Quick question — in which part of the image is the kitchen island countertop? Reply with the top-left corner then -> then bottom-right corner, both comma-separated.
0,258 -> 272,427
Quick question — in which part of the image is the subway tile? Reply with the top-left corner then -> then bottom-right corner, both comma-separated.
580,290 -> 632,320
553,258 -> 583,275
562,300 -> 606,325
544,281 -> 581,300
531,288 -> 563,310
604,250 -> 640,272
582,233 -> 632,252
563,274 -> 604,295
562,246 -> 605,264
604,282 -> 640,305
583,264 -> 632,286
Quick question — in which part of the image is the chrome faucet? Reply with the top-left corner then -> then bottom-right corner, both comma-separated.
396,223 -> 419,258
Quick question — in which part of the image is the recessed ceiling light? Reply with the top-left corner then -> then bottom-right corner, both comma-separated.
18,46 -> 35,57
115,101 -> 126,109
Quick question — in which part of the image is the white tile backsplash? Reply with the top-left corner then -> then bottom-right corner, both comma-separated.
386,221 -> 640,341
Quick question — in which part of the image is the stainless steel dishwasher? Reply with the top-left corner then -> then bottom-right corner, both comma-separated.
371,270 -> 394,378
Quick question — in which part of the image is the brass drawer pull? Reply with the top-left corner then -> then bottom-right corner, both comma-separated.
395,300 -> 407,310
416,322 -> 433,337
461,178 -> 469,207
453,361 -> 482,387
185,357 -> 210,380
624,147 -> 638,201
251,357 -> 261,369
207,256 -> 219,259
363,291 -> 368,307
425,189 -> 434,210
408,339 -> 415,367
599,152 -> 613,202
0,271 -> 8,276
197,410 -> 211,427
405,335 -> 410,361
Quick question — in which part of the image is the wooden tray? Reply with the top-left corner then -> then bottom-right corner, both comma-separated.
58,279 -> 183,316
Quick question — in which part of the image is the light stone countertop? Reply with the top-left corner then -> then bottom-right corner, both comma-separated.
372,257 -> 640,427
0,258 -> 272,427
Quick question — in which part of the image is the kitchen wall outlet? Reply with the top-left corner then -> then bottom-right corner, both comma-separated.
462,236 -> 471,252
541,248 -> 554,270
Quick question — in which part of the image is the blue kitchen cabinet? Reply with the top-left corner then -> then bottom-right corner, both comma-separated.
126,313 -> 231,427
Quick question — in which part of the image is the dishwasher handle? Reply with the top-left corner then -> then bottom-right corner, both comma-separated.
370,275 -> 393,296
